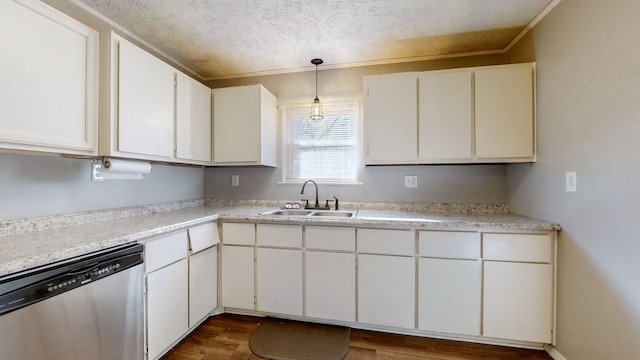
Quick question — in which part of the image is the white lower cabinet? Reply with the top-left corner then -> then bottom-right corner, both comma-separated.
221,223 -> 256,310
418,230 -> 482,336
482,232 -> 554,343
418,258 -> 481,335
142,222 -> 219,360
255,224 -> 303,315
189,246 -> 217,328
221,245 -> 255,310
305,251 -> 356,322
483,261 -> 553,343
358,254 -> 415,328
217,222 -> 556,348
305,226 -> 356,322
147,259 -> 188,360
256,248 -> 303,316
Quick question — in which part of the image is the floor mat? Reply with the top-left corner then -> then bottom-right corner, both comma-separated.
249,317 -> 350,360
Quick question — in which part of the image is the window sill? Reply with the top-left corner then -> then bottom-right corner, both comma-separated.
277,181 -> 364,186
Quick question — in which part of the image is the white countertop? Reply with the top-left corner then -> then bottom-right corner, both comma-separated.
0,199 -> 560,278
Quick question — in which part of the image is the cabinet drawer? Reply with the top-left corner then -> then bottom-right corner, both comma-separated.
188,222 -> 220,254
357,228 -> 414,256
144,231 -> 188,273
222,223 -> 255,245
306,226 -> 355,251
419,231 -> 480,259
257,224 -> 302,248
483,233 -> 552,263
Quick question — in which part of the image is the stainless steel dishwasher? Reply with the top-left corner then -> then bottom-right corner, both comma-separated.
0,243 -> 144,360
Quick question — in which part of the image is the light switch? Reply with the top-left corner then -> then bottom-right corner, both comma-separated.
232,174 -> 240,187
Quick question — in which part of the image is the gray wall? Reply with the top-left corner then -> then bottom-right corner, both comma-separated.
0,154 -> 204,221
205,164 -> 507,204
204,55 -> 511,204
507,0 -> 640,358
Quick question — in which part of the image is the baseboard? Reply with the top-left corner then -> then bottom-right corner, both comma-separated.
544,344 -> 568,360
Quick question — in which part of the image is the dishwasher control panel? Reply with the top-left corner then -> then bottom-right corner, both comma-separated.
0,245 -> 143,315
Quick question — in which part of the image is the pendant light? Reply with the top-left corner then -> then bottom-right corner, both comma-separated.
310,58 -> 324,121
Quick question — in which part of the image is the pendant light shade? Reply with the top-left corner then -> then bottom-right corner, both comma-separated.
310,58 -> 324,121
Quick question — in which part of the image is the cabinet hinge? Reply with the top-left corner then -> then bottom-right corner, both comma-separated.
145,344 -> 149,357
143,278 -> 148,295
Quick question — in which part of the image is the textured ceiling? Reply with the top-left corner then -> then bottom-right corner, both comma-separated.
74,0 -> 557,79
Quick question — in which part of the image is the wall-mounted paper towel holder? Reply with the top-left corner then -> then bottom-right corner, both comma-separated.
91,158 -> 153,181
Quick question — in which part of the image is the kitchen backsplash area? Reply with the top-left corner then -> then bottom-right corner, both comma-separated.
0,154 -> 204,221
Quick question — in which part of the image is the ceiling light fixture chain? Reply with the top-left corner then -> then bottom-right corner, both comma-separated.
310,58 -> 324,121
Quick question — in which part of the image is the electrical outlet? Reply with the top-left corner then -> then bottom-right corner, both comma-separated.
232,174 -> 240,187
91,164 -> 104,181
404,175 -> 417,188
566,171 -> 577,192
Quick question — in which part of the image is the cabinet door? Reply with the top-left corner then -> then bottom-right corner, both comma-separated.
0,0 -> 98,155
213,85 -> 260,163
305,251 -> 356,322
418,70 -> 473,161
176,72 -> 212,163
418,258 -> 481,335
189,246 -> 217,328
221,245 -> 254,310
358,254 -> 415,328
483,261 -> 553,343
146,258 -> 188,360
475,64 -> 534,160
118,39 -> 174,158
364,73 -> 417,164
256,248 -> 303,316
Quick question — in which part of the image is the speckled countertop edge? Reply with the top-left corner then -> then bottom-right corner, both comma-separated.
212,206 -> 561,231
0,203 -> 216,278
0,199 -> 561,278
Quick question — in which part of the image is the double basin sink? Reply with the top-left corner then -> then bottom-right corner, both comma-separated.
260,208 -> 356,218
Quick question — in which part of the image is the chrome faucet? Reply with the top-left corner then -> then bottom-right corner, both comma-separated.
301,179 -> 322,209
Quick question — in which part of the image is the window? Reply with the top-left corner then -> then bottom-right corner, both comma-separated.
281,101 -> 359,183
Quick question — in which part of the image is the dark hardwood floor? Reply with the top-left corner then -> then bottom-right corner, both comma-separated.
162,313 -> 553,360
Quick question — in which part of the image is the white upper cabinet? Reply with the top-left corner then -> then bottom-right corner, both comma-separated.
363,63 -> 536,164
475,63 -> 535,160
363,73 -> 418,164
418,70 -> 473,162
116,38 -> 175,159
212,84 -> 277,166
176,72 -> 212,164
0,0 -> 98,155
101,32 -> 212,165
